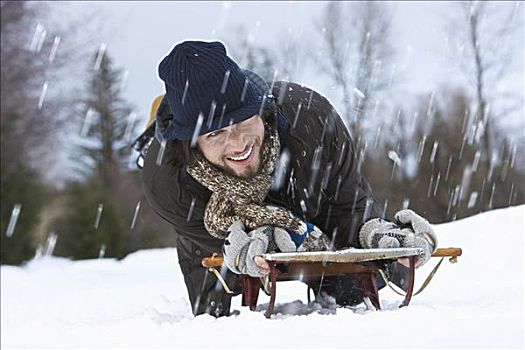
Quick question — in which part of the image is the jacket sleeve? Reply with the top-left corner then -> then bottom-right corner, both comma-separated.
295,88 -> 381,249
141,137 -> 238,316
141,138 -> 225,253
323,117 -> 381,249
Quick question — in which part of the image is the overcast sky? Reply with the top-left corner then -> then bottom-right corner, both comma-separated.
60,1 -> 522,124
41,1 -> 523,183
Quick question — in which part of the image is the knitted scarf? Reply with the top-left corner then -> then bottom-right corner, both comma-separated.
186,122 -> 301,239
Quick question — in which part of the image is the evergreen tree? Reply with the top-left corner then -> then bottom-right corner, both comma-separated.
1,2 -> 56,264
54,51 -> 135,259
76,51 -> 134,186
52,178 -> 125,259
1,163 -> 49,264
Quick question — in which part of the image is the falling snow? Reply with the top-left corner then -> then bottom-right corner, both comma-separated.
48,36 -> 60,63
37,81 -> 48,110
156,139 -> 167,166
123,112 -> 137,142
93,43 -> 107,71
353,87 -> 366,99
272,149 -> 291,191
29,23 -> 46,53
5,204 -> 22,238
94,203 -> 103,229
80,108 -> 95,137
190,113 -> 204,148
387,150 -> 401,165
130,201 -> 141,229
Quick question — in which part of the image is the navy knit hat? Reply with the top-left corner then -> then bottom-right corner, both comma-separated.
158,41 -> 268,141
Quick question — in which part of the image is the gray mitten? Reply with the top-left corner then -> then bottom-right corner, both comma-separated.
359,210 -> 438,266
245,226 -> 302,277
223,224 -> 297,277
394,210 -> 438,249
222,220 -> 252,275
244,226 -> 271,277
265,205 -> 331,252
272,227 -> 298,253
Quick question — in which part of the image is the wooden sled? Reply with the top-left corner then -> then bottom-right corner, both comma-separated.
202,247 -> 462,318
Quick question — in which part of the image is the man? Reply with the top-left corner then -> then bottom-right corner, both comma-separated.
140,41 -> 437,317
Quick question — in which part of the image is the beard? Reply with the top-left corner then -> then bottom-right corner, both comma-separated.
221,145 -> 264,179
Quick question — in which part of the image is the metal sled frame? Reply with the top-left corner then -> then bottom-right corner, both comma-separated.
202,247 -> 462,318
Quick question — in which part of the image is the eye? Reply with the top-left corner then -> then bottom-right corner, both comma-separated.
207,130 -> 223,138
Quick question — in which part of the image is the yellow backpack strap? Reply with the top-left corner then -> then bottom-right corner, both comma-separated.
147,94 -> 165,129
131,94 -> 165,169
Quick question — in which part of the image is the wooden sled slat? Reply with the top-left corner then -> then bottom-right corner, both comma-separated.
201,248 -> 462,268
263,247 -> 423,263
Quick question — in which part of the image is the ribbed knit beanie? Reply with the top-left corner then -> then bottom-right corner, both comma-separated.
158,41 -> 267,141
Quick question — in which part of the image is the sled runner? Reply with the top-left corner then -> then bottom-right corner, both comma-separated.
202,247 -> 462,318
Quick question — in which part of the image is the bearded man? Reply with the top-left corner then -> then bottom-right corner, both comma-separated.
141,41 -> 437,317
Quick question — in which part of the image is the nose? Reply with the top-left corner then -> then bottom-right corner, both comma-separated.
226,124 -> 246,151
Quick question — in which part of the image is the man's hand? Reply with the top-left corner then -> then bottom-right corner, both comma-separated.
253,256 -> 270,274
395,209 -> 437,265
223,223 -> 296,277
244,227 -> 271,277
266,205 -> 331,252
288,221 -> 331,252
358,210 -> 438,267
222,220 -> 253,275
397,257 -> 424,268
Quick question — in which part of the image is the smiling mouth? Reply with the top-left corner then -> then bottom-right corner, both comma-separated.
227,143 -> 254,162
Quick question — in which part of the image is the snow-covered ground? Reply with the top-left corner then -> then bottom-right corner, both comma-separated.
2,206 -> 524,349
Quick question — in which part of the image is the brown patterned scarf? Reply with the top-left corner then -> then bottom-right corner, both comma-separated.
186,121 -> 301,239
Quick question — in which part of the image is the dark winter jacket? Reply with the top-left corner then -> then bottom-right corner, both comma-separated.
141,82 -> 380,316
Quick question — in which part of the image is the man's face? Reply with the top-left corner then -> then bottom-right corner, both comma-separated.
196,115 -> 265,179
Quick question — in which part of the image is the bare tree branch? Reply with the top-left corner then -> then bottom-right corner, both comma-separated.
315,2 -> 394,141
